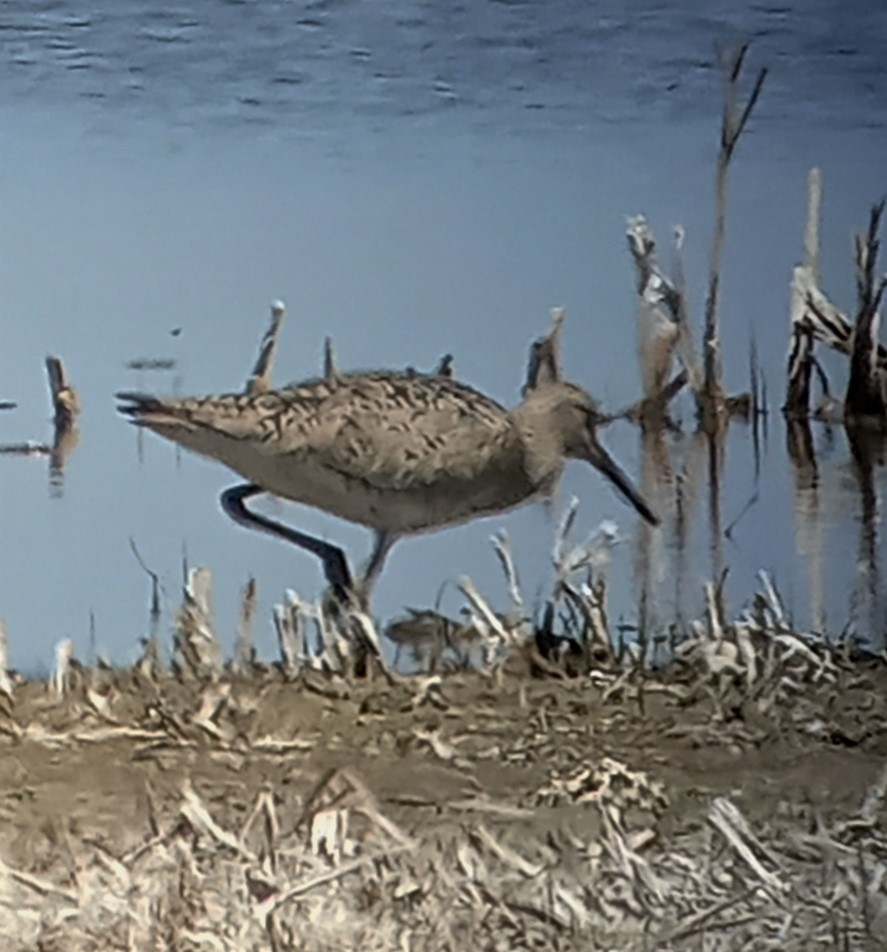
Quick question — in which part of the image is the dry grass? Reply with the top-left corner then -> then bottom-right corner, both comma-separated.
1,516 -> 886,950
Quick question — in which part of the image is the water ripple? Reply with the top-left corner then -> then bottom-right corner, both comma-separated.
0,0 -> 882,140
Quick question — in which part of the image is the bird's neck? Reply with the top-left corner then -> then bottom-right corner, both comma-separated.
511,399 -> 566,492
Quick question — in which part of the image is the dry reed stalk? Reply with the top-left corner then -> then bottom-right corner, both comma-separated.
273,591 -> 387,679
180,778 -> 257,862
790,265 -> 886,367
45,356 -> 80,429
240,785 -> 280,874
174,566 -> 223,680
804,166 -> 822,284
314,601 -> 354,673
845,200 -> 887,421
343,607 -> 399,682
625,216 -> 691,409
51,639 -> 75,697
128,537 -> 163,677
273,591 -> 306,676
323,336 -> 339,383
701,43 -> 767,425
490,530 -> 525,618
542,504 -> 622,668
245,300 -> 286,395
458,576 -> 519,677
0,856 -> 79,904
44,356 -> 81,494
786,175 -> 887,425
0,619 -> 13,703
233,576 -> 258,674
785,266 -> 817,415
708,797 -> 788,901
524,307 -> 564,392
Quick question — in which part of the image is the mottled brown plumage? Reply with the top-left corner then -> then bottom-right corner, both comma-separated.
117,366 -> 657,598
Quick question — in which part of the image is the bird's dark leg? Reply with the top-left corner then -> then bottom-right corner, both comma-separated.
360,531 -> 398,596
220,483 -> 353,602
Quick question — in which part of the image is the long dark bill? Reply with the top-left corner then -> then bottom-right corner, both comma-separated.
585,437 -> 660,527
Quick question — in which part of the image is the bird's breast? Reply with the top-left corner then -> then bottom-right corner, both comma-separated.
218,440 -> 538,534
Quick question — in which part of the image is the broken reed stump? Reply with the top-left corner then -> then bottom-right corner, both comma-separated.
783,188 -> 886,636
45,356 -> 80,430
174,567 -> 223,681
845,200 -> 887,423
245,300 -> 287,395
233,576 -> 258,675
524,306 -> 564,392
274,593 -> 306,677
624,215 -> 753,431
624,216 -> 691,428
785,168 -> 823,418
785,271 -> 818,417
51,638 -> 78,697
787,268 -> 887,377
45,356 -> 81,492
784,175 -> 887,429
621,47 -> 764,437
323,336 -> 339,383
0,357 -> 81,487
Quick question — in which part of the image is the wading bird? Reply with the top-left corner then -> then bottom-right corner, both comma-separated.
117,312 -> 657,603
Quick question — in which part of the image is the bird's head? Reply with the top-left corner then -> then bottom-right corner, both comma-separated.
525,381 -> 660,527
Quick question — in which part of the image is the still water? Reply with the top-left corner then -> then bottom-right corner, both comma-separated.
1,1 -> 885,671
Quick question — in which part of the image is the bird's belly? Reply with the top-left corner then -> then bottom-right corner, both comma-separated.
223,448 -> 532,534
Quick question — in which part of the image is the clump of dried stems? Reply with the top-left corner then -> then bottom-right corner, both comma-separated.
0,503 -> 885,950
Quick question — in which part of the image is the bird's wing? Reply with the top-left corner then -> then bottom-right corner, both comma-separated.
118,372 -> 522,491
272,372 -> 521,490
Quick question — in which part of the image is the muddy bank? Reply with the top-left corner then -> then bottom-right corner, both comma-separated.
0,638 -> 885,950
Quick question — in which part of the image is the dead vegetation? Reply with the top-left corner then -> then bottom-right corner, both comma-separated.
619,42 -> 767,436
0,355 -> 80,496
785,178 -> 887,427
1,511 -> 887,949
3,734 -> 884,951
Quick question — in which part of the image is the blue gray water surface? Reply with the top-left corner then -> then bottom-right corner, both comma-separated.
1,0 -> 885,670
